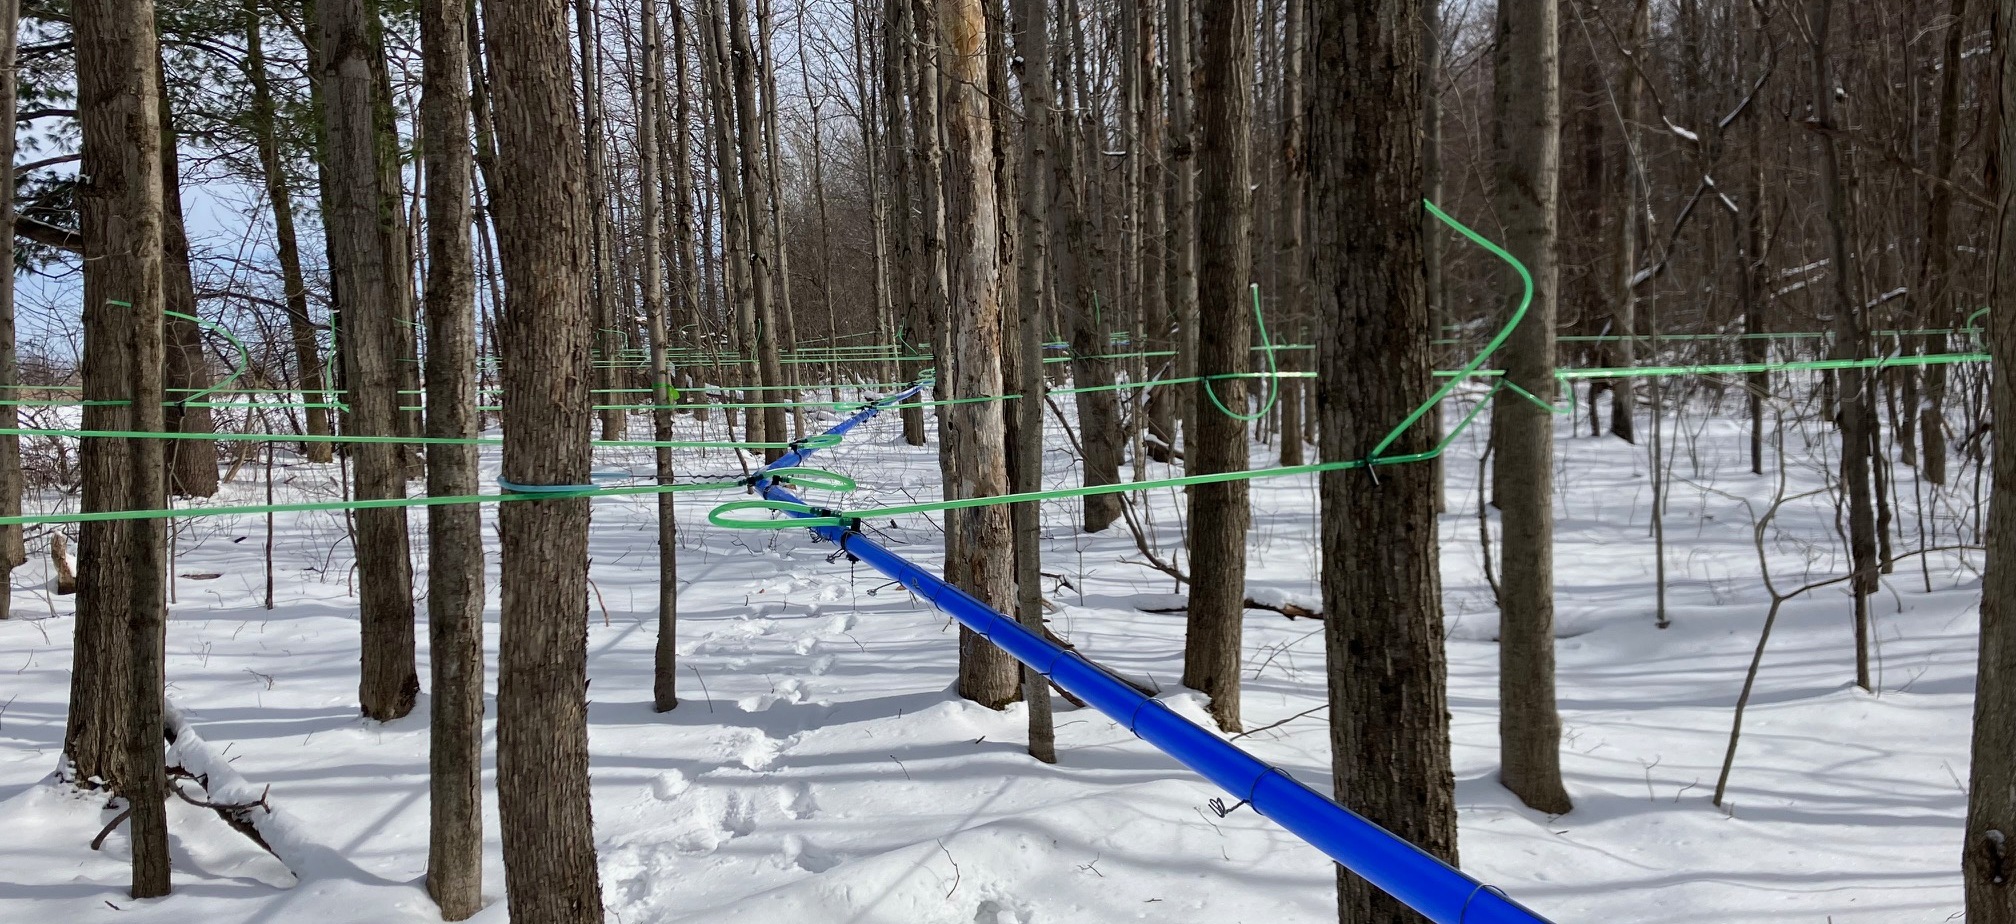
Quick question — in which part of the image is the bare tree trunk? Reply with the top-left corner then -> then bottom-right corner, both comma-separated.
67,0 -> 158,802
1606,0 -> 1648,444
1138,0 -> 1174,462
727,0 -> 790,461
319,0 -> 420,722
78,0 -> 170,895
885,0 -> 927,443
1917,0 -> 1969,488
1049,6 -> 1122,533
1166,0 -> 1197,444
1315,3 -> 1459,917
698,0 -> 763,447
578,0 -> 625,442
1422,0 -> 1446,513
482,0 -> 606,917
157,69 -> 219,499
1808,0 -> 1879,693
368,28 -> 424,465
419,0 -> 484,913
246,0 -> 333,464
937,0 -> 1020,708
0,0 -> 21,609
644,0 -> 683,714
1181,0 -> 1254,734
1275,0 -> 1305,467
1490,0 -> 1572,815
1009,0 -> 1056,762
755,0 -> 803,437
1968,10 -> 2016,911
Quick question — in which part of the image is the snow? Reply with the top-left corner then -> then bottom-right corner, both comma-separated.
0,387 -> 1986,922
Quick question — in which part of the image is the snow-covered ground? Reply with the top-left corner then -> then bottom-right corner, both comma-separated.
0,386 -> 1985,923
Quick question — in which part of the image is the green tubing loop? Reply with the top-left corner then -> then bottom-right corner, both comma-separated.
1200,284 -> 1281,423
711,198 -> 1535,531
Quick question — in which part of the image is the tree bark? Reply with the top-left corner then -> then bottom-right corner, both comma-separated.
419,0 -> 484,913
1275,0 -> 1305,467
1606,0 -> 1648,444
643,0 -> 682,714
482,0 -> 606,918
157,67 -> 219,499
245,0 -> 333,464
936,0 -> 1020,709
1181,0 -> 1254,734
1917,0 -> 1969,487
78,0 -> 171,896
1166,0 -> 1197,442
1490,0 -> 1573,815
1009,0 -> 1056,761
1314,3 -> 1460,918
1808,0 -> 1879,693
1969,8 -> 2016,911
318,0 -> 420,722
727,0 -> 790,461
577,0 -> 625,443
0,0 -> 21,610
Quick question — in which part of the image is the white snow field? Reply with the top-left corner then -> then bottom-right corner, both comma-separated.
0,387 -> 1985,923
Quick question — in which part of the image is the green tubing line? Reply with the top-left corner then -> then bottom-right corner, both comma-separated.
0,474 -> 781,527
100,302 -> 254,405
164,308 -> 253,406
760,466 -> 859,493
1965,306 -> 1990,346
1430,350 -> 1991,381
713,200 -> 1525,530
0,425 -> 839,452
1366,199 -> 1534,461
710,377 -> 1510,530
1200,284 -> 1280,423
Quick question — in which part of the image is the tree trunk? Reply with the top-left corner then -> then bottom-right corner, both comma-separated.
1314,4 -> 1460,918
577,0 -> 625,443
246,0 -> 333,464
0,0 -> 21,610
1968,9 -> 2016,910
1606,0 -> 1648,444
699,0 -> 764,449
1166,0 -> 1197,444
1490,0 -> 1573,815
1808,0 -> 1879,693
1275,0 -> 1305,467
482,0 -> 607,917
885,0 -> 927,443
419,0 -> 484,914
1181,0 -> 1254,734
157,69 -> 219,499
319,0 -> 420,722
1049,7 -> 1121,534
1918,0 -> 1968,488
726,0 -> 790,462
644,0 -> 682,714
78,0 -> 171,895
935,0 -> 1020,709
1422,0 -> 1446,513
1009,0 -> 1055,762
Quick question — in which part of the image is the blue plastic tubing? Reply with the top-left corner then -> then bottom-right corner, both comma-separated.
748,390 -> 1556,924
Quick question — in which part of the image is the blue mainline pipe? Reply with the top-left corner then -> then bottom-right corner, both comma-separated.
747,398 -> 1556,924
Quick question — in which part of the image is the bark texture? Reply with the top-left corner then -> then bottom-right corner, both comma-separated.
317,0 -> 419,722
419,0 -> 484,914
939,0 -> 1020,708
483,0 -> 607,918
1968,9 -> 2016,907
77,0 -> 171,896
1490,0 -> 1573,815
1313,4 -> 1460,919
1181,0 -> 1255,733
